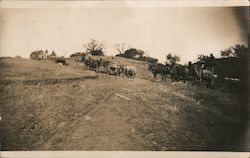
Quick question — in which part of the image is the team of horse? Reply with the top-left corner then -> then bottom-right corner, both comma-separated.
149,62 -> 217,88
29,51 -> 227,89
76,55 -> 136,78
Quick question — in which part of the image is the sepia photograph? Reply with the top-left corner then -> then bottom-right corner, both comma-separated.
0,0 -> 249,156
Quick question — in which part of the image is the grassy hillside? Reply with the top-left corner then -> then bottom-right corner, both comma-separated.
0,58 -> 96,80
0,57 -> 248,151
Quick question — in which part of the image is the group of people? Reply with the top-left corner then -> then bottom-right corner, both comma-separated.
76,55 -> 136,78
149,54 -> 217,88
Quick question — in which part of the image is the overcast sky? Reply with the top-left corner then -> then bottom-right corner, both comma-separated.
0,6 -> 248,63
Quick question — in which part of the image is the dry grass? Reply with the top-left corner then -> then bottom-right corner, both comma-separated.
0,57 -> 247,151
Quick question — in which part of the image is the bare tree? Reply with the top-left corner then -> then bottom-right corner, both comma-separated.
83,39 -> 105,55
114,43 -> 126,54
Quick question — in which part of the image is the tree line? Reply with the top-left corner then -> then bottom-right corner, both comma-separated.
80,39 -> 247,66
81,39 -> 248,90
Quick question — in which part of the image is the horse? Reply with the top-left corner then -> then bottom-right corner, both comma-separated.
190,62 -> 216,88
169,64 -> 189,83
90,59 -> 98,71
200,69 -> 216,88
148,63 -> 170,81
54,58 -> 67,65
178,65 -> 189,83
170,63 -> 181,82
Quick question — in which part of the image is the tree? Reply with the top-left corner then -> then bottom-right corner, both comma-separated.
220,44 -> 247,58
197,54 -> 210,61
219,44 -> 248,90
83,39 -> 105,56
114,43 -> 126,54
121,48 -> 145,59
233,44 -> 247,58
221,48 -> 234,58
166,53 -> 180,64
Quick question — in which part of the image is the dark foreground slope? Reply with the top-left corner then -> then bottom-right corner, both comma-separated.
0,57 -> 248,151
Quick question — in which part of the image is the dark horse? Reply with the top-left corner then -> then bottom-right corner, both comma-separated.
148,63 -> 170,81
170,63 -> 189,83
54,58 -> 67,65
